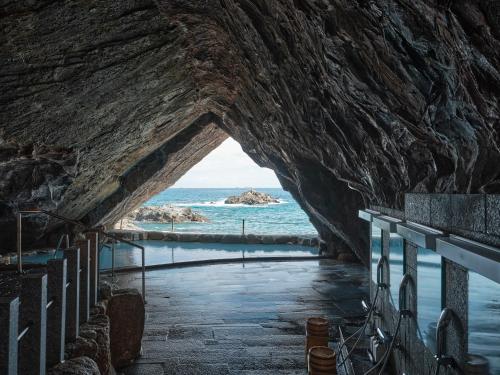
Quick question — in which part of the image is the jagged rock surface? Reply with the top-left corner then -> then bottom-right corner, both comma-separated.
78,314 -> 113,375
126,205 -> 208,223
1,1 -> 500,263
225,190 -> 280,205
107,288 -> 145,369
47,357 -> 100,375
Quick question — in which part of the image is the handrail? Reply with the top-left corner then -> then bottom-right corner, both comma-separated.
46,298 -> 55,310
16,210 -> 86,273
17,324 -> 31,342
100,231 -> 146,303
55,234 -> 70,252
398,273 -> 414,316
436,308 -> 458,359
98,242 -> 115,277
376,256 -> 389,288
18,210 -> 86,228
434,308 -> 463,373
15,208 -> 147,302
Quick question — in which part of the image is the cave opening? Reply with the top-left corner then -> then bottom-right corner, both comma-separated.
2,1 -> 500,374
114,136 -> 318,238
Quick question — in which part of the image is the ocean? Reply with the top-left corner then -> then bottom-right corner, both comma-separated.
133,188 -> 318,236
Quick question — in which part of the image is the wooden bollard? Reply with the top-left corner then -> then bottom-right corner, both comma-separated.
308,346 -> 336,375
305,317 -> 329,361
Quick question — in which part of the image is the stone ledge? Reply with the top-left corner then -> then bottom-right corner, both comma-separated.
374,194 -> 500,248
109,230 -> 320,248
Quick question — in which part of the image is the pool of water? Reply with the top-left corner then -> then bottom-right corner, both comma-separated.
469,271 -> 500,374
371,225 -> 382,284
417,246 -> 443,353
370,241 -> 499,373
388,234 -> 404,308
99,241 -> 318,269
12,241 -> 319,270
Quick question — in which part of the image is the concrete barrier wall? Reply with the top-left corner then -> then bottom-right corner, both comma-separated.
369,194 -> 500,375
109,229 -> 320,248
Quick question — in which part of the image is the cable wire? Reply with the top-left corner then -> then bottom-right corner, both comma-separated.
338,285 -> 381,366
362,349 -> 391,375
377,314 -> 403,375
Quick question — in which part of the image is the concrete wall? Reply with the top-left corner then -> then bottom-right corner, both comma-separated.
370,194 -> 500,375
110,229 -> 320,248
404,193 -> 500,247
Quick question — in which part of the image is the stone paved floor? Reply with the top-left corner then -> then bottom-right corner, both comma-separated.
110,259 -> 368,375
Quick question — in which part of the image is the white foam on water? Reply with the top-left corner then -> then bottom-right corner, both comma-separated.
174,198 -> 288,208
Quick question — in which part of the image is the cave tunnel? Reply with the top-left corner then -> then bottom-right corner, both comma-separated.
1,1 -> 500,373
2,0 -> 498,264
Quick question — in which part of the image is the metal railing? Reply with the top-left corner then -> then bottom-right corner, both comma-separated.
16,210 -> 85,273
0,251 -> 85,374
55,233 -> 70,252
100,231 -> 146,303
131,217 -> 316,237
14,209 -> 146,303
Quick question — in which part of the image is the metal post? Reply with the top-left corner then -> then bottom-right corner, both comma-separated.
19,273 -> 47,375
63,248 -> 80,341
16,212 -> 22,274
242,219 -> 245,235
141,246 -> 146,304
100,231 -> 145,303
46,259 -> 67,367
75,240 -> 90,324
64,234 -> 70,249
0,296 -> 19,375
85,232 -> 98,306
171,218 -> 174,232
111,241 -> 115,278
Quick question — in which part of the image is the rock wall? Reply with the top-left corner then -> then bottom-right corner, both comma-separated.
1,0 -> 500,263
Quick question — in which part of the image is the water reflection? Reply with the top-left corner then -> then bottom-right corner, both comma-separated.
469,272 -> 500,374
98,240 -> 319,269
371,224 -> 382,283
389,234 -> 404,308
417,246 -> 442,353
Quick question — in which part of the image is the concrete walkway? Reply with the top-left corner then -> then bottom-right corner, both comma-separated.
112,260 -> 368,375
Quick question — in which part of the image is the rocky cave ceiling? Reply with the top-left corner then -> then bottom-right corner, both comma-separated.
1,0 -> 500,264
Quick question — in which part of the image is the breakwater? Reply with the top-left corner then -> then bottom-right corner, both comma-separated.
110,229 -> 320,248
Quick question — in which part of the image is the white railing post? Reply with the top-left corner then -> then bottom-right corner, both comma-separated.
19,273 -> 47,375
0,296 -> 19,375
16,213 -> 22,274
85,232 -> 99,306
46,259 -> 67,367
76,240 -> 90,324
63,248 -> 80,341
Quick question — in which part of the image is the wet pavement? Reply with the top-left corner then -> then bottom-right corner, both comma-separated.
110,259 -> 368,375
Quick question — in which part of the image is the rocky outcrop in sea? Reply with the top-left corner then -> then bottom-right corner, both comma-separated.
225,190 -> 280,205
126,205 -> 208,224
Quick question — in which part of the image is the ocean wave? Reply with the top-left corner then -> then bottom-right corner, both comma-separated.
174,198 -> 288,208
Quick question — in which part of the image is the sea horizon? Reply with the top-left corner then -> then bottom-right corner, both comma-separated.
137,187 -> 317,236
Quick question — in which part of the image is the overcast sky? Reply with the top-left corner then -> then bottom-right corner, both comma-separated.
173,138 -> 281,188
